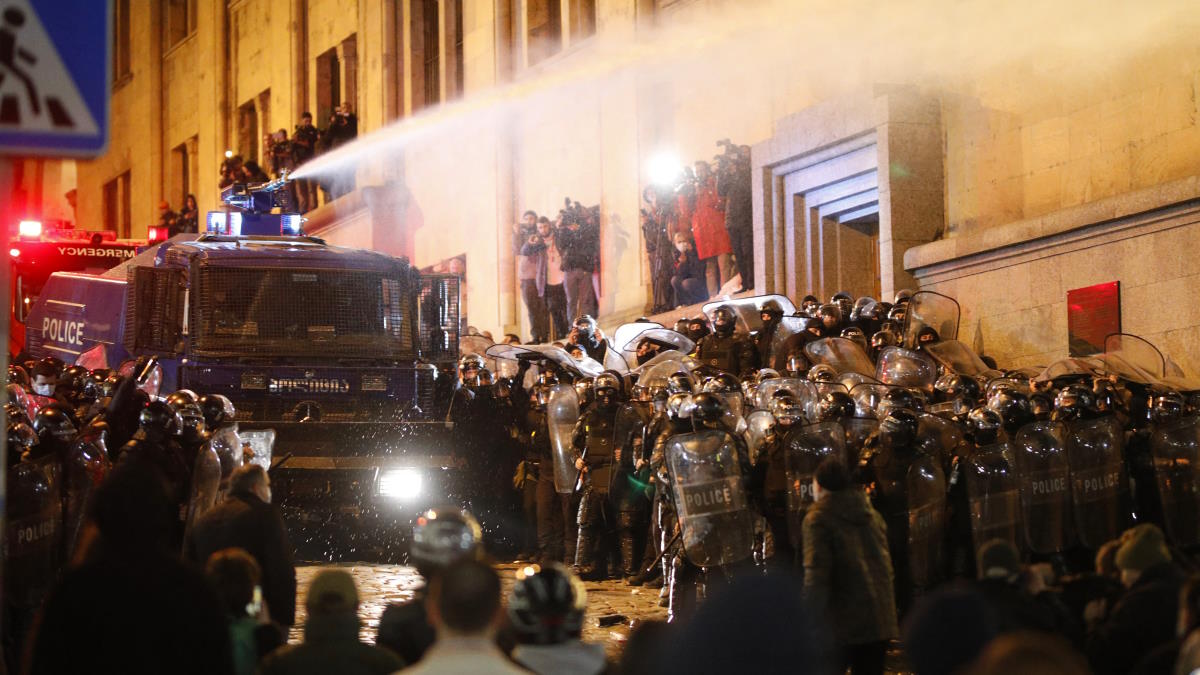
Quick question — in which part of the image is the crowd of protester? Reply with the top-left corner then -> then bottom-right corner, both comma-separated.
513,200 -> 602,343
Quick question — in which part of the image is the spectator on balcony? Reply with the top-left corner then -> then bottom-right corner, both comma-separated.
515,210 -> 549,344
670,232 -> 707,307
690,161 -> 733,297
291,112 -> 320,212
174,194 -> 199,236
555,210 -> 599,322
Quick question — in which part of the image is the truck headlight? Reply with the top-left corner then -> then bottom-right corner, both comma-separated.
378,469 -> 422,500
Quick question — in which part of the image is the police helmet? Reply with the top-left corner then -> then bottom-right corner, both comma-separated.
1052,385 -> 1095,422
410,508 -> 484,573
573,315 -> 598,340
988,389 -> 1033,433
199,394 -> 237,428
702,372 -> 740,394
879,408 -> 919,448
966,407 -> 1003,445
139,400 -> 182,437
711,306 -> 736,337
807,364 -> 838,384
769,394 -> 804,426
33,404 -> 77,442
759,300 -> 785,323
165,390 -> 200,412
458,354 -> 486,373
817,390 -> 856,422
8,364 -> 29,388
1148,388 -> 1186,424
508,563 -> 587,645
755,368 -> 781,384
666,372 -> 694,395
691,392 -> 728,423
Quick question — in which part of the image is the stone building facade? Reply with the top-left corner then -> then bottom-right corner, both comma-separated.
36,0 -> 1200,372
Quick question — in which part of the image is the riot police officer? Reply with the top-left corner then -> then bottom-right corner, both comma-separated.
753,299 -> 786,368
946,407 -> 1020,578
4,420 -> 57,670
755,394 -> 804,569
571,315 -> 614,365
859,408 -> 947,614
572,373 -> 623,579
119,401 -> 191,548
199,394 -> 243,484
695,306 -> 756,377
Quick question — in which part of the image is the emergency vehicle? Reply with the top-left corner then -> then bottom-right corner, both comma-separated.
22,179 -> 482,558
8,220 -> 159,357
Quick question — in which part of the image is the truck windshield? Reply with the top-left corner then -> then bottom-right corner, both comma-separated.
193,266 -> 413,358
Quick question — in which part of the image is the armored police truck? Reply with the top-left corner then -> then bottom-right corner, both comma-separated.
23,179 -> 482,559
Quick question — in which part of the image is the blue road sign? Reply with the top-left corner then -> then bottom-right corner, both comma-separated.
0,0 -> 110,157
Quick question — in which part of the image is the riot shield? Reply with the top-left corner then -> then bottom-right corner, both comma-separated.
1013,421 -> 1073,554
184,443 -> 223,544
903,291 -> 960,350
765,316 -> 816,371
906,454 -> 948,590
843,417 -> 879,460
620,328 -> 696,371
612,321 -> 665,357
62,434 -> 110,558
918,412 -> 964,473
5,460 -> 60,611
744,409 -> 776,463
239,429 -> 275,471
702,294 -> 797,336
547,384 -> 582,494
1067,416 -> 1128,549
924,341 -> 1002,378
963,442 -> 1022,564
666,430 -> 755,567
519,344 -> 607,378
783,421 -> 848,547
460,335 -> 497,372
804,337 -> 876,378
875,347 -> 938,391
1033,358 -> 1104,385
1094,333 -> 1166,386
1150,415 -> 1200,546
636,353 -> 697,393
209,425 -> 244,481
754,377 -> 815,412
614,402 -> 651,471
850,383 -> 892,419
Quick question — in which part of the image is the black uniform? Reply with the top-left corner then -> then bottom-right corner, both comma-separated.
695,332 -> 756,377
572,399 -> 620,578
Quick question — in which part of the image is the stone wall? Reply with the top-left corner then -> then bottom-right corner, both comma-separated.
906,176 -> 1200,375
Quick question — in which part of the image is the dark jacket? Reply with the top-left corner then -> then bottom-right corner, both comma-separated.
29,549 -> 234,675
802,488 -> 899,647
555,222 -> 599,272
185,491 -> 297,626
376,597 -> 436,664
674,247 -> 705,281
973,577 -> 1081,645
259,612 -> 404,675
1086,562 -> 1186,675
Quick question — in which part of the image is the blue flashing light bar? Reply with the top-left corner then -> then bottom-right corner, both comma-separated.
206,211 -> 303,237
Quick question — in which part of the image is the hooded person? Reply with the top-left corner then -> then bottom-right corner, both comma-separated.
1085,524 -> 1186,675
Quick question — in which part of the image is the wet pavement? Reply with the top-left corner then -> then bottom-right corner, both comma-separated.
293,561 -> 668,658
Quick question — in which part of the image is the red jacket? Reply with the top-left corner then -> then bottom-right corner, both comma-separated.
691,177 -> 732,259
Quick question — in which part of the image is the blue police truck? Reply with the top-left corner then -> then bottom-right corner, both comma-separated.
23,179 -> 481,558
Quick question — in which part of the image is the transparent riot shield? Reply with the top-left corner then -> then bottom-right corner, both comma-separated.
1067,416 -> 1128,549
6,460 -> 60,610
184,444 -> 223,544
744,410 -> 776,462
1013,421 -> 1073,554
703,294 -> 797,336
963,442 -> 1022,564
612,321 -> 665,357
903,291 -> 960,350
460,335 -> 497,372
1032,358 -> 1104,385
924,341 -> 1002,378
766,316 -> 816,371
1150,415 -> 1200,547
754,377 -> 815,412
876,347 -> 938,391
784,421 -> 849,547
907,454 -> 948,590
918,412 -> 964,474
850,383 -> 892,419
1100,333 -> 1165,386
208,425 -> 244,481
619,328 -> 696,371
517,344 -> 607,378
842,417 -> 879,465
547,384 -> 582,494
614,402 -> 652,475
62,436 -> 110,559
666,430 -> 755,567
804,337 -> 877,378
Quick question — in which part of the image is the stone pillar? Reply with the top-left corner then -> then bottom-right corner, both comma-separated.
874,91 -> 944,299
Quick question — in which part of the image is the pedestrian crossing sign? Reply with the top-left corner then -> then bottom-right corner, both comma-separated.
0,0 -> 109,157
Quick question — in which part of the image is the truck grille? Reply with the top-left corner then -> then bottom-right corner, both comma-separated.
192,265 -> 415,359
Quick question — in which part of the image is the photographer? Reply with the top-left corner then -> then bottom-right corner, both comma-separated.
717,142 -> 754,292
538,217 -> 569,339
554,200 -> 599,321
291,113 -> 320,212
690,161 -> 734,297
641,187 -> 676,313
515,210 -> 550,343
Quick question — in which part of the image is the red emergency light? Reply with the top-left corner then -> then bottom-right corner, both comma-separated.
147,226 -> 169,243
17,220 -> 42,238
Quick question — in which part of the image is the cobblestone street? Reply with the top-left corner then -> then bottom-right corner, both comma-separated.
293,562 -> 668,658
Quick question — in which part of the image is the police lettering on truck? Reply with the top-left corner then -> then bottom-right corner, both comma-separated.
42,317 -> 85,346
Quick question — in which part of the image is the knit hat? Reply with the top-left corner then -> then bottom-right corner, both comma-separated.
1115,524 -> 1171,572
977,539 -> 1021,580
306,569 -> 359,613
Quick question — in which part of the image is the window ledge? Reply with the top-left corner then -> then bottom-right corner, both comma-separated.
163,30 -> 197,59
112,72 -> 133,92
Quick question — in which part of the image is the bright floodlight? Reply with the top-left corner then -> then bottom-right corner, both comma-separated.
647,151 -> 682,187
378,468 -> 422,500
224,149 -> 234,158
17,220 -> 41,238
